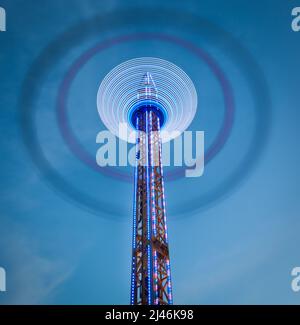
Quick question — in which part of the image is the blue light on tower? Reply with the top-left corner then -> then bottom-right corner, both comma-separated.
97,57 -> 197,305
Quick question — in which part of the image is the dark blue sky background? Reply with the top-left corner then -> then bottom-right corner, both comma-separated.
0,0 -> 300,304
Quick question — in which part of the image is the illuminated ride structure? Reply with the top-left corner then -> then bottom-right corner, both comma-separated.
130,73 -> 172,305
97,57 -> 197,306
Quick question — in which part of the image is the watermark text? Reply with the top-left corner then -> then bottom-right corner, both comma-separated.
0,6 -> 6,32
0,266 -> 6,292
292,7 -> 300,31
291,266 -> 300,292
96,123 -> 204,178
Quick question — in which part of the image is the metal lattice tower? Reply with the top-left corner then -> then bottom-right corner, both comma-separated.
130,73 -> 173,305
97,59 -> 197,305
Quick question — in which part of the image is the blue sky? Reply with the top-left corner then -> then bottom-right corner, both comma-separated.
0,0 -> 300,304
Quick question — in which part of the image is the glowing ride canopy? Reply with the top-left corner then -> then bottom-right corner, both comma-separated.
97,57 -> 198,143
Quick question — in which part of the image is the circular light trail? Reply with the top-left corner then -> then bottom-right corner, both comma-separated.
19,10 -> 271,219
97,57 -> 198,143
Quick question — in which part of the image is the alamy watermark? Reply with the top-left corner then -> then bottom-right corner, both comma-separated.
0,266 -> 6,292
0,6 -> 6,32
291,266 -> 300,292
292,7 -> 300,31
96,123 -> 204,178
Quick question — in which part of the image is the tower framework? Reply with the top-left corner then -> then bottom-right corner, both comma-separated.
97,59 -> 198,306
130,106 -> 173,305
